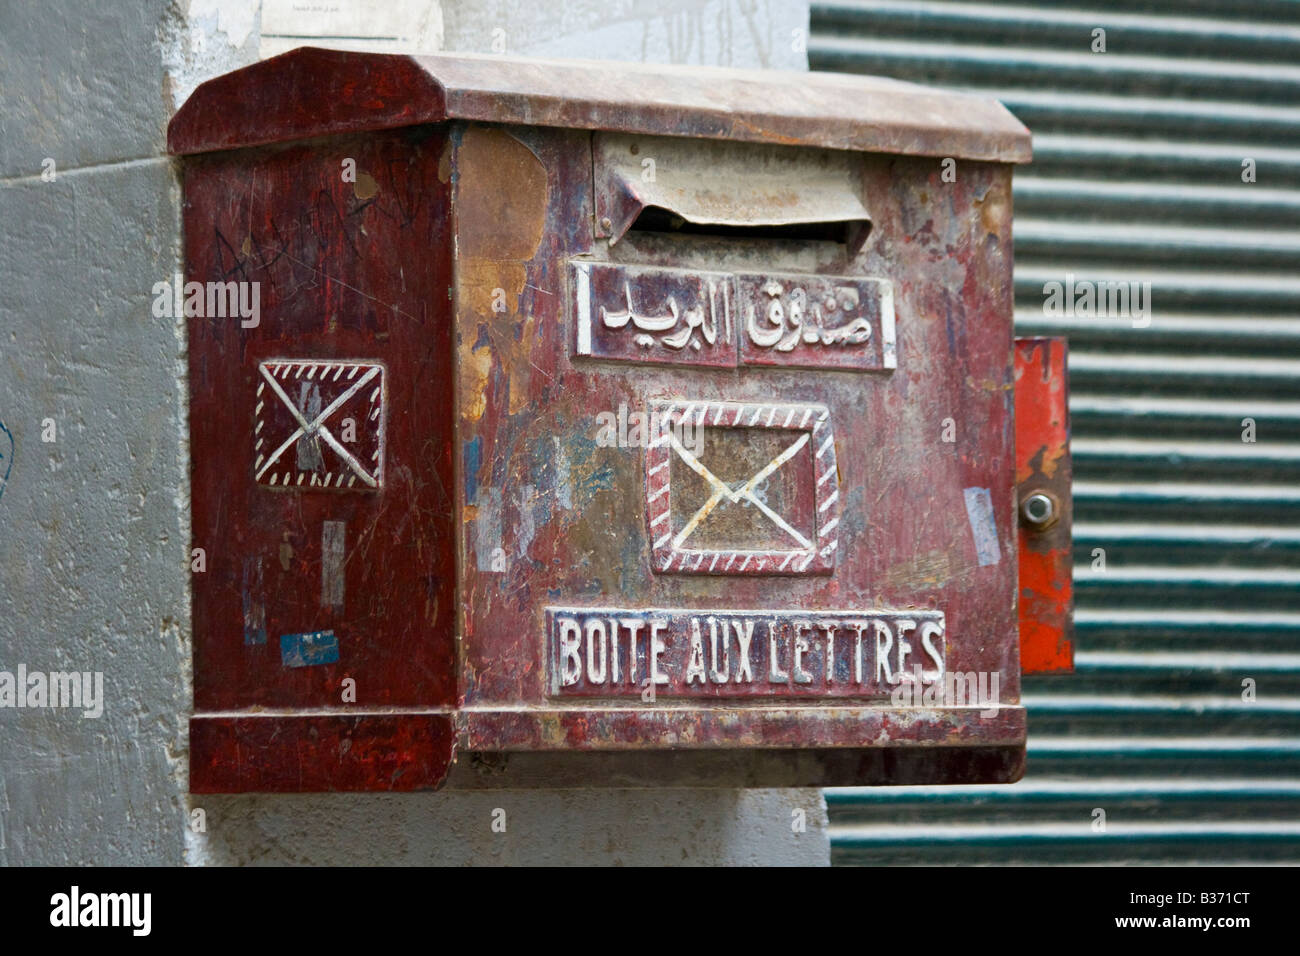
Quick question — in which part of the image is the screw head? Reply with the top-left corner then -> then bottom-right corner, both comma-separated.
1020,491 -> 1059,531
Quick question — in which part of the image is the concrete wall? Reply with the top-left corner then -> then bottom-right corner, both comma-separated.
0,0 -> 827,866
0,0 -> 191,866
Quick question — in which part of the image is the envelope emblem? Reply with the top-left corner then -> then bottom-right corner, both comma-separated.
645,400 -> 840,575
254,359 -> 385,490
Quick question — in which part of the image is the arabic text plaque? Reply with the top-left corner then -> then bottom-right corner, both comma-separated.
736,273 -> 895,371
571,261 -> 738,368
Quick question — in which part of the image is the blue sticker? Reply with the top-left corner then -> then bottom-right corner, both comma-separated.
280,630 -> 340,668
463,436 -> 482,503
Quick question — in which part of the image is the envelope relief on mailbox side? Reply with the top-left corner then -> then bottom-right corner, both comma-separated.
254,359 -> 385,490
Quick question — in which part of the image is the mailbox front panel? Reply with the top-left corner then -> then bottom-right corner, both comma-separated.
452,125 -> 1023,765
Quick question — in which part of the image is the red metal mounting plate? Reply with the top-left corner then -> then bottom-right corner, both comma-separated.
1014,337 -> 1075,674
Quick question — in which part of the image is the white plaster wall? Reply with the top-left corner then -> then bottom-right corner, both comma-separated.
192,789 -> 827,866
0,0 -> 827,866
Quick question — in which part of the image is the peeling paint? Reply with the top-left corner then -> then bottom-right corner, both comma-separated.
962,487 -> 1001,568
517,483 -> 537,558
473,487 -> 503,572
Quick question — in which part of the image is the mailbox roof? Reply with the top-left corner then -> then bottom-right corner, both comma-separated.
168,46 -> 1031,163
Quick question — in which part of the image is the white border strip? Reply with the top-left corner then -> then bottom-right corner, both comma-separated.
574,261 -> 592,356
879,278 -> 897,370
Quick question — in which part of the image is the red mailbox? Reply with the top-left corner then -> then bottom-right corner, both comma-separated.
170,48 -> 1070,792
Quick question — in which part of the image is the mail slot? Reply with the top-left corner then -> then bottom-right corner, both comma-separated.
169,48 -> 1070,792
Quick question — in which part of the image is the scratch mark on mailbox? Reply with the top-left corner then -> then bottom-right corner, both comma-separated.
322,520 -> 346,610
242,557 -> 266,645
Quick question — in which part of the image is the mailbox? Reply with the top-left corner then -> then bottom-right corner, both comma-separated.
169,48 -> 1071,792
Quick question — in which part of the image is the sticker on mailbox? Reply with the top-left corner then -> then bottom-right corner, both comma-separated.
646,400 -> 840,575
254,359 -> 385,490
546,607 -> 946,699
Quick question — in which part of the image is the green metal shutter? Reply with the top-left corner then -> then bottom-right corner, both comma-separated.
813,0 -> 1300,863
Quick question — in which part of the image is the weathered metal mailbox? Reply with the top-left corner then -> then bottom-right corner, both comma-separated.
170,48 -> 1071,792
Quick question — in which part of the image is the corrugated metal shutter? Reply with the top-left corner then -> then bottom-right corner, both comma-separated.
813,0 -> 1300,863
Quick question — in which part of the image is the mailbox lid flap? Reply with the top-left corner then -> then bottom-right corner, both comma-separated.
593,132 -> 874,250
168,47 -> 1031,162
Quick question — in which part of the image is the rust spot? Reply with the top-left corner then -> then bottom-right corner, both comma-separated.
976,180 -> 1011,237
438,141 -> 452,184
456,127 -> 548,260
455,128 -> 549,420
460,332 -> 493,423
460,259 -> 526,316
883,549 -> 955,591
353,171 -> 379,200
506,315 -> 536,415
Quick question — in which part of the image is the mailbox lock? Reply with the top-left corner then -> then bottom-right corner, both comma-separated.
1020,491 -> 1059,532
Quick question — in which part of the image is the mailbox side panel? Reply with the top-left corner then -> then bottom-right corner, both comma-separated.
186,127 -> 458,785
